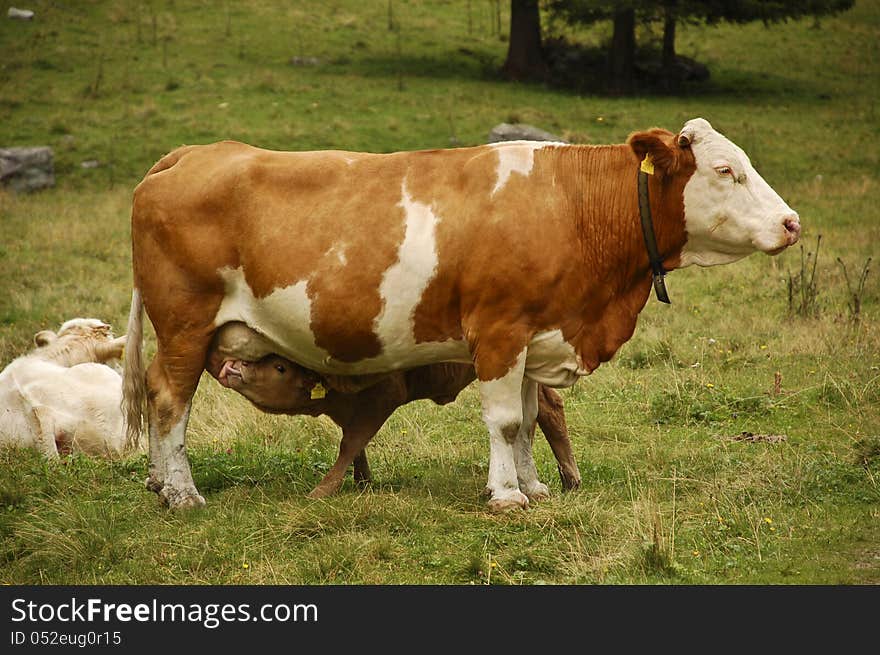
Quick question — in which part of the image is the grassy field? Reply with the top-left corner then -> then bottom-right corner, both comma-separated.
0,1 -> 878,584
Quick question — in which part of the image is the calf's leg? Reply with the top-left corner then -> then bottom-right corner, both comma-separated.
309,381 -> 404,498
352,451 -> 371,486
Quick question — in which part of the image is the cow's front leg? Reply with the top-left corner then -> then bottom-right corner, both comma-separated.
513,379 -> 550,502
478,349 -> 529,512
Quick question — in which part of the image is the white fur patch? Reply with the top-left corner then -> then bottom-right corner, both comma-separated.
213,267 -> 329,366
490,141 -> 561,196
374,184 -> 440,350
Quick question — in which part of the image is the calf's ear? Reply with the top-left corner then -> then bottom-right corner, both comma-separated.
34,330 -> 57,347
627,129 -> 680,176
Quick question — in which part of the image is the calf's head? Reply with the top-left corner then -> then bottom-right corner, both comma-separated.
629,117 -> 800,268
217,354 -> 321,412
32,318 -> 126,366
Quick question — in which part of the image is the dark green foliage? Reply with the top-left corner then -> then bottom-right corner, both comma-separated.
544,0 -> 855,92
548,0 -> 855,25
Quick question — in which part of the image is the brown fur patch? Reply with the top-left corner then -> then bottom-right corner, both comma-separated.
500,422 -> 521,444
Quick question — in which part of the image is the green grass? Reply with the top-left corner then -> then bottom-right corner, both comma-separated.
1,0 -> 879,584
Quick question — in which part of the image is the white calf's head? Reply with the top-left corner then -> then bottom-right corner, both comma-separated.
57,318 -> 113,338
34,318 -> 113,348
30,318 -> 124,367
677,118 -> 800,267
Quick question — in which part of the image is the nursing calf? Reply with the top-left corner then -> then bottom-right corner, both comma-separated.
205,322 -> 580,498
0,318 -> 128,458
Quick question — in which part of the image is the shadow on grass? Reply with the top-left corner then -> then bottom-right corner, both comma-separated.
319,47 -> 838,106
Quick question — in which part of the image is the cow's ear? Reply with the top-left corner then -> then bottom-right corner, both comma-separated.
34,330 -> 57,347
627,129 -> 679,176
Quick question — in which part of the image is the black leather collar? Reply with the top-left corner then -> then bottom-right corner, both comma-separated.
638,167 -> 671,304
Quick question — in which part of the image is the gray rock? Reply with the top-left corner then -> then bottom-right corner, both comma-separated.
7,7 -> 34,20
0,147 -> 54,193
289,56 -> 320,67
487,123 -> 566,144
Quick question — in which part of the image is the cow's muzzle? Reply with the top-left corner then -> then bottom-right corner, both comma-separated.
783,215 -> 801,245
767,214 -> 801,255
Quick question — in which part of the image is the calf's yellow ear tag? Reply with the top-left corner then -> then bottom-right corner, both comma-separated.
310,382 -> 327,400
640,154 -> 655,175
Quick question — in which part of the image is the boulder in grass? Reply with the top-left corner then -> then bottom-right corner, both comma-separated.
487,123 -> 566,144
0,147 -> 55,193
7,7 -> 35,20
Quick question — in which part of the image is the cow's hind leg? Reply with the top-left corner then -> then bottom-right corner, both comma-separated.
146,335 -> 213,509
536,386 -> 580,490
513,380 -> 550,502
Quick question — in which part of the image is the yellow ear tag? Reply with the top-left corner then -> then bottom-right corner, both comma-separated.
310,382 -> 327,400
640,154 -> 655,175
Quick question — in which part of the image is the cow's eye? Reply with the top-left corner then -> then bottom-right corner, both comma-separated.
715,165 -> 734,177
275,364 -> 286,374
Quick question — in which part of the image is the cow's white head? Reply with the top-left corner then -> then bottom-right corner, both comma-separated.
674,118 -> 800,267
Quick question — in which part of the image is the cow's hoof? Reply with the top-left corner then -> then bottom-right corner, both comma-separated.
522,481 -> 550,502
159,486 -> 206,510
560,474 -> 581,492
487,490 -> 529,512
307,483 -> 340,499
144,475 -> 163,493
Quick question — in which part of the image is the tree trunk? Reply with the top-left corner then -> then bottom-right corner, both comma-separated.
501,0 -> 547,81
608,7 -> 635,94
662,1 -> 677,89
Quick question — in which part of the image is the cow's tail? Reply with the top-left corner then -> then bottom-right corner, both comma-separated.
122,288 -> 146,451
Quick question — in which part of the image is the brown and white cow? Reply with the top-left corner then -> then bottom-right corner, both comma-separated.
205,322 -> 580,498
123,117 -> 800,510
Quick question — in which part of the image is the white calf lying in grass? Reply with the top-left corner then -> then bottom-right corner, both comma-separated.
0,318 -> 130,458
